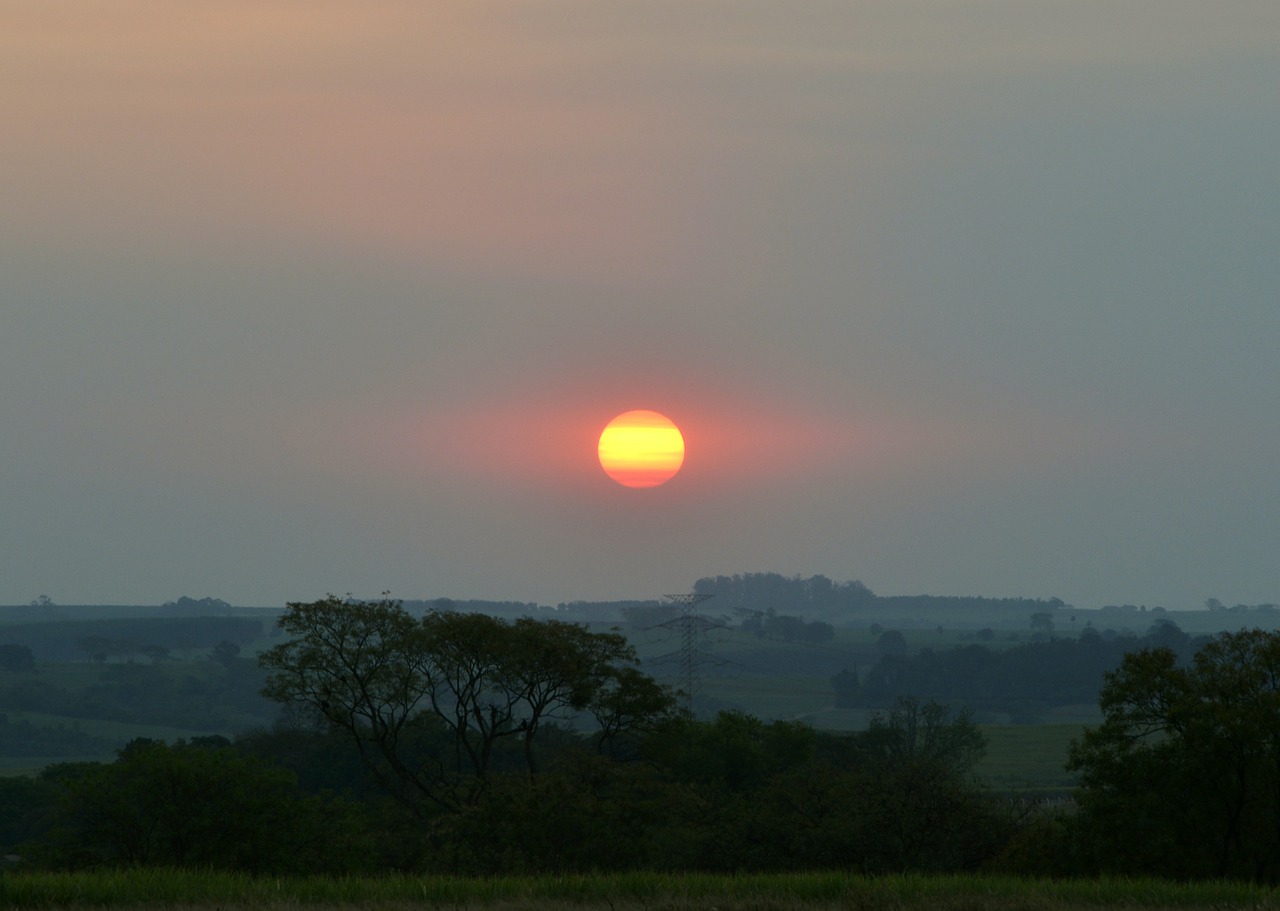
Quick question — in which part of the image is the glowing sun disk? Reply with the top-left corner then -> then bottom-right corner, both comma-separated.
597,410 -> 685,488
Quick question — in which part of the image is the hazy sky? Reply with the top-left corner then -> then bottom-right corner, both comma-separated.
3,2 -> 1278,610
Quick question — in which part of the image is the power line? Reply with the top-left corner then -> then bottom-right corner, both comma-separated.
646,592 -> 727,713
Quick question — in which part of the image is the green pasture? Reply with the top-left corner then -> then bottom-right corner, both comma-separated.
0,710 -> 233,773
977,723 -> 1084,792
693,673 -> 843,720
4,869 -> 1278,910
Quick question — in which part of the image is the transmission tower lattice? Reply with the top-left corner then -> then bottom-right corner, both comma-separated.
650,592 -> 724,713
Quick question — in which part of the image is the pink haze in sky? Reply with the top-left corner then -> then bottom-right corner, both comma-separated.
2,2 -> 1278,608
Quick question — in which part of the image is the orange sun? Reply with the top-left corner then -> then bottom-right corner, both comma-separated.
597,410 -> 685,488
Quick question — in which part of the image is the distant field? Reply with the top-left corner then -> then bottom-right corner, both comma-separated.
693,673 -> 843,720
0,710 -> 234,774
3,710 -> 230,744
977,723 -> 1085,792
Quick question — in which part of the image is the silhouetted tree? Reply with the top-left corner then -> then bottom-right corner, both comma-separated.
877,629 -> 908,657
210,639 -> 241,667
1070,628 -> 1280,881
0,643 -> 35,673
260,595 -> 676,815
1029,612 -> 1054,639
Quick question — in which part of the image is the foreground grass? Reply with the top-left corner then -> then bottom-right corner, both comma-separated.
3,870 -> 1279,910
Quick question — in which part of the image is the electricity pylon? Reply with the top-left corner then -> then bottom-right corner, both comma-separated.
649,592 -> 725,714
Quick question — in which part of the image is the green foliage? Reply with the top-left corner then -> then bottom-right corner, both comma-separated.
643,711 -> 817,794
0,774 -> 59,851
431,705 -> 1002,874
36,739 -> 375,873
838,699 -> 1006,872
1069,628 -> 1280,881
232,725 -> 378,796
860,697 -> 986,776
608,701 -> 1005,875
141,696 -> 1001,876
587,664 -> 675,757
0,643 -> 36,673
436,754 -> 683,874
0,713 -> 107,758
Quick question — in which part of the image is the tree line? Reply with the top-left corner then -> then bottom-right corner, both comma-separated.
5,596 -> 1280,881
834,619 -> 1203,720
0,615 -> 263,663
691,573 -> 1064,621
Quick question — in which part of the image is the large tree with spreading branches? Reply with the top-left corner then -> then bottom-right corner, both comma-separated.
260,595 -> 676,815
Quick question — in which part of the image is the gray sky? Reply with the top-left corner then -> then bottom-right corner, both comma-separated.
3,2 -> 1278,609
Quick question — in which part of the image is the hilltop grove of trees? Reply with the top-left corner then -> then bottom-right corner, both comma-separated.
691,573 -> 1066,623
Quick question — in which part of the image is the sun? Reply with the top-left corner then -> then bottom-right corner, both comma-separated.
597,410 -> 685,488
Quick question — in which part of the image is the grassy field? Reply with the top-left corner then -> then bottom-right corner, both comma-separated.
0,711 -> 237,775
4,870 -> 1278,910
694,673 -> 846,720
977,723 -> 1084,793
